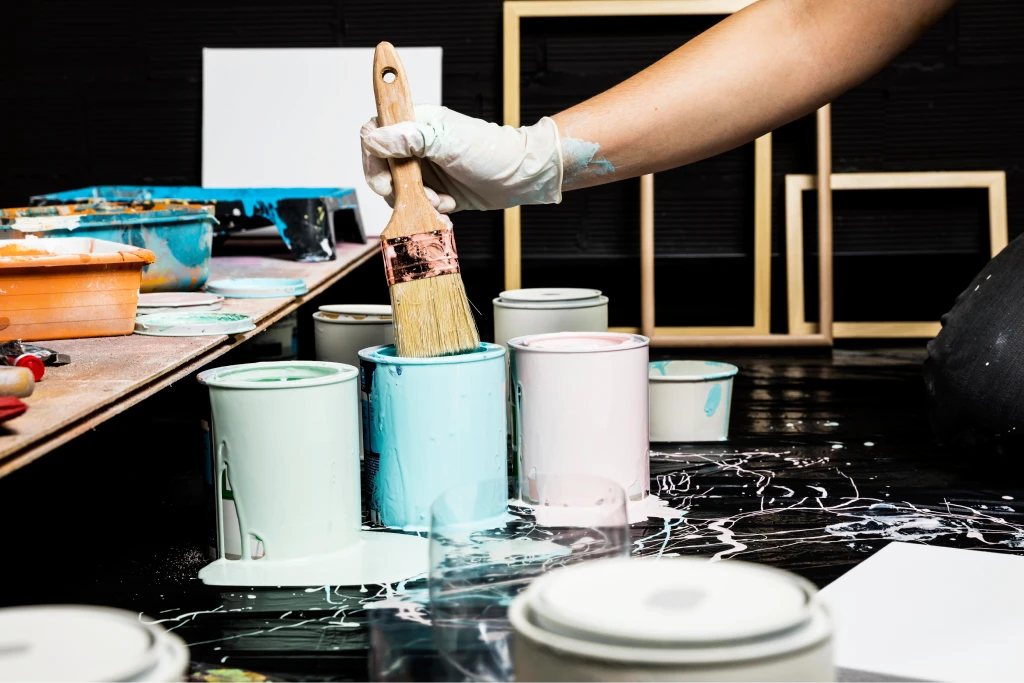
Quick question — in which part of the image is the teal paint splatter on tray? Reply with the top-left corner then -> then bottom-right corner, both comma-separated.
704,384 -> 722,417
650,360 -> 671,376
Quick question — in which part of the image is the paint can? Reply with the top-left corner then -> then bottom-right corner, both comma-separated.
649,360 -> 738,442
198,362 -> 361,561
508,332 -> 650,503
196,361 -> 429,586
313,304 -> 394,367
492,288 -> 608,348
509,557 -> 834,682
243,311 -> 298,361
358,343 -> 507,530
0,605 -> 190,682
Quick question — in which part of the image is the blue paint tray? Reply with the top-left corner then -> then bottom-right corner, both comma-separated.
0,202 -> 215,293
31,186 -> 364,262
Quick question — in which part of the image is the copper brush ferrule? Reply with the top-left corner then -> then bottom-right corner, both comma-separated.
381,225 -> 461,287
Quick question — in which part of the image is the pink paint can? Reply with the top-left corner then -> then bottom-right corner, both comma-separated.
508,332 -> 650,504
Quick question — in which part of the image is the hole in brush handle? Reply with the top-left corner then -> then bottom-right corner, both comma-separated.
382,67 -> 397,83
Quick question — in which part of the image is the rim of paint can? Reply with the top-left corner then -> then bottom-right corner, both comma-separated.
649,360 -> 739,382
0,605 -> 190,683
495,288 -> 607,310
205,277 -> 308,298
507,331 -> 648,353
134,312 -> 255,337
198,361 -> 357,389
358,342 -> 505,365
509,557 -> 830,665
137,292 -> 224,308
315,304 -> 393,323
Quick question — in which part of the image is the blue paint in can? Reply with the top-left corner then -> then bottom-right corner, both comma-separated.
357,343 -> 508,530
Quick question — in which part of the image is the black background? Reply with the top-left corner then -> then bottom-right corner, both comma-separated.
5,0 -> 1023,339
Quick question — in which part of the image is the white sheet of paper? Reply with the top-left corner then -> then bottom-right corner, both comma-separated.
821,541 -> 1024,682
202,47 -> 442,236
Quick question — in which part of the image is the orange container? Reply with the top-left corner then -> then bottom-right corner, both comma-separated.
0,237 -> 156,342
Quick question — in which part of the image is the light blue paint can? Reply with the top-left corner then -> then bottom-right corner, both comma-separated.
357,343 -> 508,530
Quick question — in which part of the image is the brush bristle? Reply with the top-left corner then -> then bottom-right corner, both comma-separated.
389,273 -> 480,357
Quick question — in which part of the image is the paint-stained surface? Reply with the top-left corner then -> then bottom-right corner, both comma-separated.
32,187 -> 361,262
0,202 -> 215,292
2,347 -> 1022,680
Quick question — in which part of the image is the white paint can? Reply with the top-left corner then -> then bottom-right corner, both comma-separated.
508,332 -> 650,503
0,605 -> 190,682
493,288 -> 608,347
510,557 -> 834,682
313,304 -> 394,368
649,360 -> 738,442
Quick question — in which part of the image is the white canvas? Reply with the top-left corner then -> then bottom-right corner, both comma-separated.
821,541 -> 1024,682
202,47 -> 442,236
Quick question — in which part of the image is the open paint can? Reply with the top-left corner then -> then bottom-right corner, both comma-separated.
509,332 -> 650,504
493,288 -> 608,347
313,304 -> 394,367
649,360 -> 738,442
509,557 -> 834,682
0,605 -> 190,682
358,343 -> 507,530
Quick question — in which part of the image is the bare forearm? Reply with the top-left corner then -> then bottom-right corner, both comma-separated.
552,0 -> 956,191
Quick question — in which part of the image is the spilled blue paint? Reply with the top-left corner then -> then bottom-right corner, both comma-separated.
704,384 -> 723,417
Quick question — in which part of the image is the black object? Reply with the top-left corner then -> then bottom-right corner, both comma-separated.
0,340 -> 70,366
924,234 -> 1024,453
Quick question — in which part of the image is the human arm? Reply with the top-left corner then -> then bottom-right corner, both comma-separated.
362,0 -> 956,211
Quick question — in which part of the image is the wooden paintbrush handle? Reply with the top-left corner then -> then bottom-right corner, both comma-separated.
373,42 -> 427,209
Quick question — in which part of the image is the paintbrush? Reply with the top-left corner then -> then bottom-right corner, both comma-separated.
372,41 -> 480,357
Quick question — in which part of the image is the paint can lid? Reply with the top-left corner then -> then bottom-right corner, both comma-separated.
649,360 -> 739,382
512,558 -> 827,662
198,360 -> 357,389
499,288 -> 601,302
137,292 -> 225,310
317,304 -> 393,322
0,605 -> 189,682
495,288 -> 607,310
507,331 -> 648,353
206,277 -> 308,298
134,311 -> 256,337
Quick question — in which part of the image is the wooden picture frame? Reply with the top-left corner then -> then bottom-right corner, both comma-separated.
785,170 -> 1009,339
503,0 -> 834,347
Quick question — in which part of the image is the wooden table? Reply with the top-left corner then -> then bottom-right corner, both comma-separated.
0,241 -> 378,479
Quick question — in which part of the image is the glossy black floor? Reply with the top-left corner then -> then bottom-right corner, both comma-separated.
2,344 -> 1023,681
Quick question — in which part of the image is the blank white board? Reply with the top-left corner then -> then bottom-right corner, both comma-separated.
821,541 -> 1024,682
202,47 -> 442,237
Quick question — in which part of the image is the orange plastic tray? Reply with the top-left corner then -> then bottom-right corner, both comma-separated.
0,237 -> 156,342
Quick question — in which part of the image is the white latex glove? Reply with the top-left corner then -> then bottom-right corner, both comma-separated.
360,104 -> 563,213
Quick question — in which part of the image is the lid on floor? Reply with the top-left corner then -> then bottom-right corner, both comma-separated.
134,311 -> 255,337
508,331 -> 647,353
0,605 -> 187,682
649,360 -> 739,382
524,557 -> 813,648
317,304 -> 392,322
206,277 -> 308,298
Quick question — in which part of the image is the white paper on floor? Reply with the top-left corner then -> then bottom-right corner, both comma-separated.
202,47 -> 442,237
821,541 -> 1024,682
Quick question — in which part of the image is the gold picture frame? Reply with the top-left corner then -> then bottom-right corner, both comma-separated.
503,0 -> 834,346
786,170 -> 1009,339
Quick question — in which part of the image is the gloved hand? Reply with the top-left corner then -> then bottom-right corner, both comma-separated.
360,104 -> 563,213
